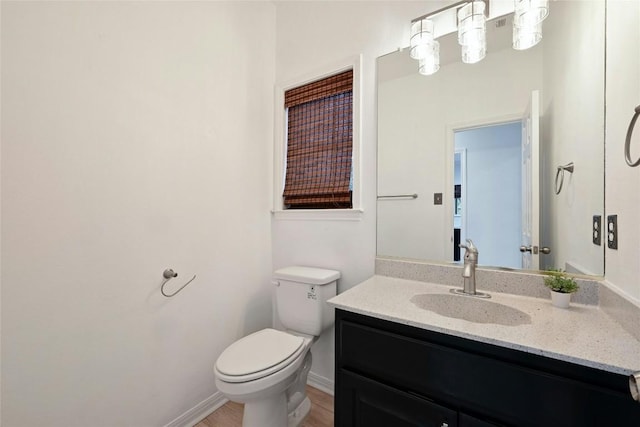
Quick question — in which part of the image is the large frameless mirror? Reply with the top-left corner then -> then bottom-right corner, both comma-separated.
377,0 -> 605,276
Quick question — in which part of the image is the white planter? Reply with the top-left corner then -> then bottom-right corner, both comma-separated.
550,290 -> 572,308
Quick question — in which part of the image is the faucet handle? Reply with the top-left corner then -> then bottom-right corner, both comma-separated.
459,239 -> 478,253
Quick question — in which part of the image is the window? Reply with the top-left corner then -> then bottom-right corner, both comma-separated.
282,70 -> 353,209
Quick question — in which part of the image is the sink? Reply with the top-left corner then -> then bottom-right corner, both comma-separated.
410,293 -> 532,326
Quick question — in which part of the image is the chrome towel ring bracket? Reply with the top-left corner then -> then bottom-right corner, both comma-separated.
554,162 -> 574,195
625,105 -> 640,167
161,268 -> 196,297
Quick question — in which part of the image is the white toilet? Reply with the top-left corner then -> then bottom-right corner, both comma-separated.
214,266 -> 340,427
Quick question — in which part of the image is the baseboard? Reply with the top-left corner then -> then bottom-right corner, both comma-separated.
307,371 -> 334,396
163,391 -> 228,427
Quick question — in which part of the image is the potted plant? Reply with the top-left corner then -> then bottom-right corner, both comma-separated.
543,269 -> 579,308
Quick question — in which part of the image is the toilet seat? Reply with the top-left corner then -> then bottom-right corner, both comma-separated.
215,328 -> 305,383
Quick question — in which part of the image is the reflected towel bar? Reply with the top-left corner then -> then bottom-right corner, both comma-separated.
377,194 -> 418,200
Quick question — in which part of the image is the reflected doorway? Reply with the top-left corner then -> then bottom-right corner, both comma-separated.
453,121 -> 522,269
453,149 -> 466,262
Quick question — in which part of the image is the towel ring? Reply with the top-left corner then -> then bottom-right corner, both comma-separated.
555,162 -> 574,195
625,105 -> 640,167
161,268 -> 196,297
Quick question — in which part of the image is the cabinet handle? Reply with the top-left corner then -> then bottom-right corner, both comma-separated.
631,371 -> 640,403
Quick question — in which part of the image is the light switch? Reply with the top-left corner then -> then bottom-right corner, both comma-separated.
434,193 -> 443,205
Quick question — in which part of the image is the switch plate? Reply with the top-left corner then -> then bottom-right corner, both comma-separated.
434,193 -> 443,205
607,215 -> 618,250
592,215 -> 601,246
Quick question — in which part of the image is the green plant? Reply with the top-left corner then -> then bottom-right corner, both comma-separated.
543,269 -> 579,294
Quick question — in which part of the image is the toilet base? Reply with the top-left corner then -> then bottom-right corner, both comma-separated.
243,393 -> 287,427
240,392 -> 310,427
288,396 -> 310,427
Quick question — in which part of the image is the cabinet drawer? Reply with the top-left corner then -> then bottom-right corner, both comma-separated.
337,317 -> 640,426
337,369 -> 457,427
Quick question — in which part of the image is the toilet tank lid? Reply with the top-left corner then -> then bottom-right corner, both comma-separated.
274,266 -> 340,285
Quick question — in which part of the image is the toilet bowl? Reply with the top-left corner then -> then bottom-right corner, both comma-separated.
214,328 -> 314,427
213,266 -> 340,427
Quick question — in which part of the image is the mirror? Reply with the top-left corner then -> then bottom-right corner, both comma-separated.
377,1 -> 605,276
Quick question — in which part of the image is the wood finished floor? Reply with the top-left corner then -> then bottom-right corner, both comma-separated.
195,385 -> 334,427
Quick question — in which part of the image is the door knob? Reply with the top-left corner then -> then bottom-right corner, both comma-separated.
520,246 -> 551,255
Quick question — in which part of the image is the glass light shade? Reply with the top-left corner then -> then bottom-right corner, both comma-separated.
461,42 -> 486,64
513,21 -> 542,50
418,40 -> 440,75
514,0 -> 549,27
458,1 -> 486,47
410,19 -> 436,60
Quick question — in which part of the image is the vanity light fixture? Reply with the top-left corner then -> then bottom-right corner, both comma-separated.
513,0 -> 548,50
410,18 -> 440,75
513,21 -> 542,50
457,1 -> 487,64
513,0 -> 549,27
409,0 -> 550,75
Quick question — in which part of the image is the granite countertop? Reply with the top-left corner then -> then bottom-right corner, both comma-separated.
328,275 -> 640,375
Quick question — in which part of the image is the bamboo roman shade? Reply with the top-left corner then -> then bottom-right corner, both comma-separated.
283,70 -> 353,209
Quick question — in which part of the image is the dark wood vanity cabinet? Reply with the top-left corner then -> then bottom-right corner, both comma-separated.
335,309 -> 640,427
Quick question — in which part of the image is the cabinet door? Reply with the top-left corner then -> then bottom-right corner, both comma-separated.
459,413 -> 501,427
337,370 -> 457,427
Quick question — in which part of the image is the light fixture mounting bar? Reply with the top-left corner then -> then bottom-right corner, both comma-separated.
411,0 -> 473,24
411,0 -> 516,40
411,0 -> 471,40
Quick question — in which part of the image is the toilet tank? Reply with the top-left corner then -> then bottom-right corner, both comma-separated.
273,266 -> 340,337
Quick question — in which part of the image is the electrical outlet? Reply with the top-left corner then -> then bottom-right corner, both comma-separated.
607,215 -> 618,250
592,215 -> 601,246
434,193 -> 443,205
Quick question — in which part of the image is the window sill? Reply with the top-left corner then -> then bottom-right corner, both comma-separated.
271,208 -> 364,221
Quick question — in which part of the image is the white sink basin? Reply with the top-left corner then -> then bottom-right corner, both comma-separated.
410,293 -> 532,326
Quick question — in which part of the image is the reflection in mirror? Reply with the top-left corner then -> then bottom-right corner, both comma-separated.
377,1 -> 605,276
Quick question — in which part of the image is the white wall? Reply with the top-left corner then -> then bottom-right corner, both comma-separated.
455,123 -> 522,269
1,2 -> 275,426
377,45 -> 542,262
540,0 -> 605,276
273,0 -> 450,388
605,0 -> 640,301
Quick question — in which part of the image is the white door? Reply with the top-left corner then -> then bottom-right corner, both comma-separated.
521,90 -> 540,269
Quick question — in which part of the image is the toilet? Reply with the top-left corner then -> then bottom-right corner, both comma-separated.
214,266 -> 340,427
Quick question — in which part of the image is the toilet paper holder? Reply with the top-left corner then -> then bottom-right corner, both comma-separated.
161,268 -> 196,297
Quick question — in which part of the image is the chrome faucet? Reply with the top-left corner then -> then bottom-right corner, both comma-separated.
451,239 -> 490,298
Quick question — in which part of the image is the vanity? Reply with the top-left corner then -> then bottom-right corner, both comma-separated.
329,272 -> 640,427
